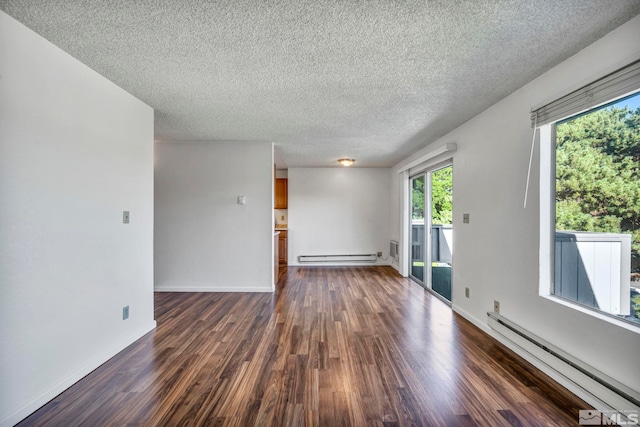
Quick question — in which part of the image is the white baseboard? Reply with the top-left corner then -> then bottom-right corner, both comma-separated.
488,324 -> 631,416
486,314 -> 639,418
1,321 -> 157,427
487,326 -> 612,410
451,306 -> 639,422
451,304 -> 492,334
155,286 -> 273,292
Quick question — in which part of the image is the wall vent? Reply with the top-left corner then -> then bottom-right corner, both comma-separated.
390,240 -> 399,260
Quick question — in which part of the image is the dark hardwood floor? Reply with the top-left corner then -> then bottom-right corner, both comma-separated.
18,266 -> 589,426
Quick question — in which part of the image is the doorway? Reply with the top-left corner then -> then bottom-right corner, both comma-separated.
409,164 -> 453,302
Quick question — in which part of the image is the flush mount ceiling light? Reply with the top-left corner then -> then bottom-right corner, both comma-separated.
338,158 -> 355,167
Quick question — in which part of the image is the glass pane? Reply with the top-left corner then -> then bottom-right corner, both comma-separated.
411,175 -> 425,282
555,91 -> 640,324
430,165 -> 453,301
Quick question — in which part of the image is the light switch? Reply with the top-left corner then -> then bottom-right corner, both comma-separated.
123,211 -> 130,224
463,213 -> 470,223
237,195 -> 246,205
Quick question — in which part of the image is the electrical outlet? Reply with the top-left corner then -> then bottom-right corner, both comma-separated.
281,215 -> 285,220
123,211 -> 130,224
123,305 -> 129,320
377,251 -> 382,257
465,287 -> 470,298
463,213 -> 470,223
494,300 -> 500,314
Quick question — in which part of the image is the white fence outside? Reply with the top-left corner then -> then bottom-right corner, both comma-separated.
411,222 -> 453,265
555,231 -> 631,316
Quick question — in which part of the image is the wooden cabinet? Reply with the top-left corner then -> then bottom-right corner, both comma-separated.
275,179 -> 288,209
278,230 -> 288,265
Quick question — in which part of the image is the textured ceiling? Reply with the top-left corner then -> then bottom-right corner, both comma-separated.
2,1 -> 640,167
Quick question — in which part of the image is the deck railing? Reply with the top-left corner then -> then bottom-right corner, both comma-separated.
411,222 -> 452,264
555,231 -> 631,316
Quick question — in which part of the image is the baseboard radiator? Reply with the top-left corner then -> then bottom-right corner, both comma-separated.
298,254 -> 377,263
487,312 -> 640,417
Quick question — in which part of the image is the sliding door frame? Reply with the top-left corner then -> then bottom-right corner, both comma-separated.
407,160 -> 453,305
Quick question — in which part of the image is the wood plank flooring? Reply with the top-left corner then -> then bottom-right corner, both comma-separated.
18,266 -> 590,426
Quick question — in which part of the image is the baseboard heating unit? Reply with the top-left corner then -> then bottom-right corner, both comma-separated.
487,312 -> 640,420
298,254 -> 377,263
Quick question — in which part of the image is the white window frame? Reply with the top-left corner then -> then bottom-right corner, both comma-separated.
538,113 -> 640,334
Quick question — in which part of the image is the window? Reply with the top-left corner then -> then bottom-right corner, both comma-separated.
553,92 -> 640,324
532,61 -> 640,326
534,60 -> 640,327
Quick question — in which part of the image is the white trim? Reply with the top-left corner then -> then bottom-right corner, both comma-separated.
271,143 -> 276,291
487,323 -> 614,413
539,123 -> 553,297
452,304 -> 491,334
451,305 -> 637,419
488,313 -> 640,417
450,305 -> 640,421
390,263 -> 401,274
399,170 -> 410,277
395,143 -> 457,174
409,158 -> 455,178
0,322 -> 157,427
541,294 -> 640,335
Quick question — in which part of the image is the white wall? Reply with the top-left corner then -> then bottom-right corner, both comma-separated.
389,171 -> 402,270
155,142 -> 274,291
0,12 -> 155,427
392,15 -> 640,394
288,168 -> 391,266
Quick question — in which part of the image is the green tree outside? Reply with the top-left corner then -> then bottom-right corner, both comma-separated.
555,104 -> 640,274
411,166 -> 452,224
412,176 -> 425,220
432,166 -> 452,225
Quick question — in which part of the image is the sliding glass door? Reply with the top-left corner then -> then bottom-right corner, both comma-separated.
429,165 -> 453,301
410,175 -> 425,282
409,164 -> 453,302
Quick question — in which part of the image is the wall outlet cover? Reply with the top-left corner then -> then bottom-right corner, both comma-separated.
123,305 -> 129,320
494,300 -> 500,313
